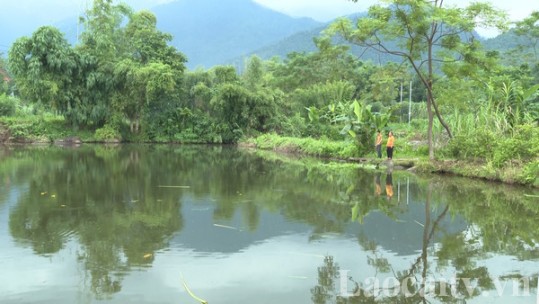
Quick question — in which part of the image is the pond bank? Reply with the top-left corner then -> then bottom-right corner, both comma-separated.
242,135 -> 538,188
1,122 -> 536,188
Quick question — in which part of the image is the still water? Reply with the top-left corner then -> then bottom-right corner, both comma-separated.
0,144 -> 537,304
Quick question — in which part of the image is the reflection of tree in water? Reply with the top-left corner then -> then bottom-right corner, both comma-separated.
311,179 -> 539,303
3,145 -> 539,300
311,256 -> 342,304
8,146 -> 184,299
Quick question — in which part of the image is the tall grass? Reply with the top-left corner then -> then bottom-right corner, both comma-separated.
448,107 -> 513,138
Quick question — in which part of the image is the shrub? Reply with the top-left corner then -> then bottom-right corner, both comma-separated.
492,124 -> 539,167
95,125 -> 121,142
519,160 -> 539,186
0,94 -> 17,116
443,129 -> 498,160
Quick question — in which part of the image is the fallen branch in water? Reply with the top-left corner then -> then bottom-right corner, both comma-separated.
181,275 -> 208,304
158,185 -> 190,188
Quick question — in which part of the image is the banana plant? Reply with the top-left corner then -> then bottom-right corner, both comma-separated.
497,81 -> 539,127
333,99 -> 392,155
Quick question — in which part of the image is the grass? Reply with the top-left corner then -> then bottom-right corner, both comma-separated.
252,133 -> 359,159
0,114 -> 97,143
247,129 -> 538,187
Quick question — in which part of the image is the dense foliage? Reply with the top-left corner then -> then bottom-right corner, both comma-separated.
1,0 -> 538,183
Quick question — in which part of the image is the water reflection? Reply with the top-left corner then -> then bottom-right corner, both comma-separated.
314,176 -> 539,303
0,145 -> 537,303
4,145 -> 185,299
385,170 -> 393,201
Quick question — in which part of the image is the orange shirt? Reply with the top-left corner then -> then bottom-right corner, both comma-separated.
386,135 -> 395,148
375,133 -> 383,146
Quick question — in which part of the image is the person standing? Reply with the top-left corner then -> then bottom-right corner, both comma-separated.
375,130 -> 383,158
386,131 -> 395,160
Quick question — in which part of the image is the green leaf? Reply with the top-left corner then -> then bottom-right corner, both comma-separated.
340,124 -> 352,135
353,100 -> 361,122
522,84 -> 539,101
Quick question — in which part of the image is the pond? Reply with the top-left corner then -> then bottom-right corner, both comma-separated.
0,144 -> 537,304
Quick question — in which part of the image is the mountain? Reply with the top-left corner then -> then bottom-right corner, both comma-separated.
230,13 -> 402,67
4,1 -> 523,71
152,0 -> 323,68
236,14 -> 525,68
0,0 -> 323,69
482,29 -> 537,66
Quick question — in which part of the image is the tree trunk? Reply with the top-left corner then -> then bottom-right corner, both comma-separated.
431,97 -> 453,139
427,94 -> 435,160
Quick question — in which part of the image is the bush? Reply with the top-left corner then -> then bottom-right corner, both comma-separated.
519,160 -> 539,186
492,124 -> 539,167
0,94 -> 17,116
442,122 -> 539,170
0,114 -> 67,142
278,113 -> 306,137
95,125 -> 121,142
443,129 -> 498,160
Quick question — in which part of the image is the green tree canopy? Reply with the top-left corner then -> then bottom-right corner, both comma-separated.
329,0 -> 508,159
8,26 -> 79,114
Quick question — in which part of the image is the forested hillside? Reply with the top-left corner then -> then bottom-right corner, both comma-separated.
237,14 -> 535,68
152,0 -> 323,68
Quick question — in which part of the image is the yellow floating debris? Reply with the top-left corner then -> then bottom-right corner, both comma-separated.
51,194 -> 56,198
143,253 -> 152,259
40,192 -> 47,196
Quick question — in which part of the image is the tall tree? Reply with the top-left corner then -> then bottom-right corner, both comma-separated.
76,0 -> 133,127
329,0 -> 507,159
114,61 -> 177,133
112,10 -> 186,134
124,10 -> 187,71
242,55 -> 264,90
514,11 -> 539,62
8,26 -> 78,115
270,37 -> 364,94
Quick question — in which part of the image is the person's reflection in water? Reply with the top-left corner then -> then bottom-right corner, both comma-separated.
374,172 -> 382,196
385,170 -> 393,201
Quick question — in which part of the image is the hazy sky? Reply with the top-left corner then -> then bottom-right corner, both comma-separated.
1,0 -> 537,41
3,0 -> 537,23
253,0 -> 539,37
254,0 -> 538,23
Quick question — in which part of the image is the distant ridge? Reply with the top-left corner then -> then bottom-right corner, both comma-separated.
151,0 -> 323,68
229,13 -> 403,67
0,0 -> 323,69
